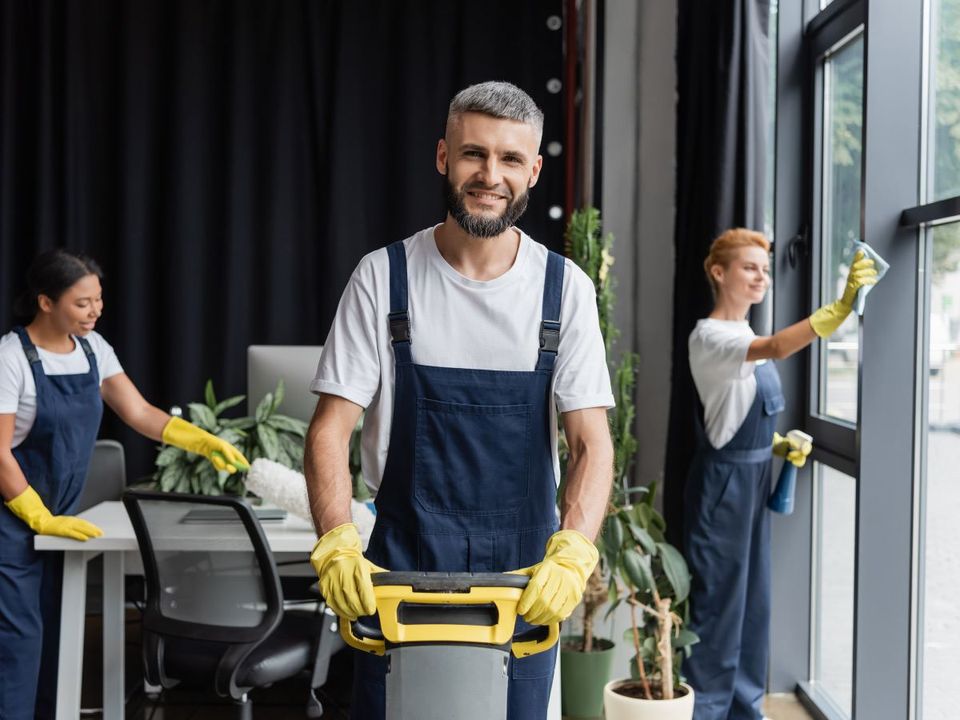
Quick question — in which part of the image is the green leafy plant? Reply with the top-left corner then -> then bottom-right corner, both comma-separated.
153,380 -> 308,496
599,481 -> 697,700
562,208 -> 641,653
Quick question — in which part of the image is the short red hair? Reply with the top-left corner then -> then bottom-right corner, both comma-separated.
703,228 -> 770,296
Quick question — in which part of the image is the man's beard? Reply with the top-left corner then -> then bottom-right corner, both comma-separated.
444,176 -> 531,239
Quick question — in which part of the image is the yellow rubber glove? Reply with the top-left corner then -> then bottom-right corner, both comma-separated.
772,431 -> 813,468
515,529 -> 599,626
808,250 -> 879,338
310,523 -> 383,621
161,417 -> 250,474
5,486 -> 103,541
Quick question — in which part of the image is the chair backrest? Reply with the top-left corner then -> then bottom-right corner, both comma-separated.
122,490 -> 283,645
246,345 -> 323,424
78,439 -> 127,512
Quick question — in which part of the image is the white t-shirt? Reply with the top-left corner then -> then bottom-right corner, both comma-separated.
688,318 -> 763,449
311,226 -> 615,492
0,330 -> 123,448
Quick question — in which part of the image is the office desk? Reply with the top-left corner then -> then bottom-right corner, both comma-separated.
34,500 -> 319,720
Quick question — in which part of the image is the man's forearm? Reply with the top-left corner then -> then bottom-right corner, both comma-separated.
304,424 -> 354,536
560,437 -> 613,541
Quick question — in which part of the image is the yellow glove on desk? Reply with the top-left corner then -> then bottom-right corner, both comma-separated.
310,523 -> 383,621
162,417 -> 250,474
772,431 -> 813,468
5,486 -> 103,541
809,250 -> 878,338
516,529 -> 599,626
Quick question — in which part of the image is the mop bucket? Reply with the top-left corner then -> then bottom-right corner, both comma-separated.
341,571 -> 559,720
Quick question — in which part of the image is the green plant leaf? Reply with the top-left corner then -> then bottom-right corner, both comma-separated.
155,445 -> 183,468
279,432 -> 305,469
205,380 -> 216,409
255,392 -> 274,423
267,414 -> 308,437
271,380 -> 285,413
671,628 -> 699,649
622,548 -> 655,595
257,423 -> 281,461
214,395 -> 246,416
221,417 -> 257,431
188,403 -> 218,432
217,428 -> 245,446
657,542 -> 691,603
626,521 -> 657,555
603,595 -> 623,621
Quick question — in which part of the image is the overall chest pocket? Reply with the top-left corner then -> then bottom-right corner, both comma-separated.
414,397 -> 532,516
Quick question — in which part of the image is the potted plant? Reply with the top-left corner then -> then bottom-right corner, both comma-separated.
559,207 -> 639,718
601,481 -> 698,719
152,379 -> 308,495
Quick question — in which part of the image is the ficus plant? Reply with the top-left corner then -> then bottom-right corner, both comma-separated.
598,481 -> 699,700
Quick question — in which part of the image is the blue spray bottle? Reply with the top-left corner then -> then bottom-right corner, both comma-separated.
768,429 -> 813,515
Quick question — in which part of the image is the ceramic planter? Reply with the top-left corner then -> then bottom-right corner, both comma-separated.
559,638 -> 615,718
602,679 -> 695,720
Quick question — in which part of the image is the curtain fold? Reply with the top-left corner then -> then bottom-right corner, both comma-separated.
664,0 -> 771,543
0,0 -> 566,479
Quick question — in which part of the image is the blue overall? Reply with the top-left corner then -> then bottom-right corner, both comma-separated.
682,360 -> 783,720
0,327 -> 103,720
350,241 -> 563,720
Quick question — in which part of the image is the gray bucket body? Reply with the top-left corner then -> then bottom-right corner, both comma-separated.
385,643 -> 510,720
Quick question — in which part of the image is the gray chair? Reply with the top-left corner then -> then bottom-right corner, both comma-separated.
78,439 -> 127,512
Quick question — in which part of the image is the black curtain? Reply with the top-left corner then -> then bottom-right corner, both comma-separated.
664,0 -> 771,543
0,0 -> 566,480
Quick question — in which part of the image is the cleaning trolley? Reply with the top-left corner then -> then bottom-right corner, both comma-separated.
340,571 -> 558,720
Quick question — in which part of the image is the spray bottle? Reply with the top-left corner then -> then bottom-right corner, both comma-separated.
768,429 -> 813,515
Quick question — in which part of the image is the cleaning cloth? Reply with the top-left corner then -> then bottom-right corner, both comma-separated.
852,240 -> 889,315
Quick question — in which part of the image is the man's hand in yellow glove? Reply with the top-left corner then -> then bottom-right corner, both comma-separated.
808,250 -> 878,338
5,486 -> 103,541
310,523 -> 383,621
515,529 -> 599,626
162,417 -> 250,474
772,431 -> 813,468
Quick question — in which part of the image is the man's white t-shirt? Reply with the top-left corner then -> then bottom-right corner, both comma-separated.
688,318 -> 762,449
311,226 -> 615,492
0,331 -> 123,448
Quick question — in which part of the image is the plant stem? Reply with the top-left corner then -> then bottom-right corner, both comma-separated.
657,596 -> 674,700
628,591 -> 652,700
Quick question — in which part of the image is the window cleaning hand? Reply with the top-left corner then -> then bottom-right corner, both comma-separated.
5,486 -> 103,540
161,417 -> 250,473
772,431 -> 813,468
808,250 -> 879,337
515,529 -> 599,626
310,523 -> 384,622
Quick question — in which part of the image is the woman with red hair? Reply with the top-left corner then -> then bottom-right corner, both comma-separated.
683,228 -> 878,720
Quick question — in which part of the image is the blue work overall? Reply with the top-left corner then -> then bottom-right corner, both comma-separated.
682,360 -> 783,720
351,241 -> 563,720
0,327 -> 102,720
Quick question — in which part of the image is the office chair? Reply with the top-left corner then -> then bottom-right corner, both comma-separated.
123,489 -> 338,719
78,439 -> 127,511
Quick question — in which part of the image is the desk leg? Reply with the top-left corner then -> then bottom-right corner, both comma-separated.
55,550 -> 91,720
103,552 -> 125,719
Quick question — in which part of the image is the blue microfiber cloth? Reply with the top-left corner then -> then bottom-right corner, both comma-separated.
852,240 -> 889,316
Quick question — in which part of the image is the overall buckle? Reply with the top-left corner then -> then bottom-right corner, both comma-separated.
389,311 -> 411,343
539,320 -> 560,353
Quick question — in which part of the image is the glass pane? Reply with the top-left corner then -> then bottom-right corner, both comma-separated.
813,463 -> 856,717
819,34 -> 863,423
764,0 -> 779,240
928,0 -> 960,201
919,222 -> 960,720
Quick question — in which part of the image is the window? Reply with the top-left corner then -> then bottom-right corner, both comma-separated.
812,463 -> 856,718
928,0 -> 960,201
817,31 -> 863,424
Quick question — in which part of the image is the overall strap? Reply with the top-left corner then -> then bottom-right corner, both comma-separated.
75,335 -> 100,383
386,241 -> 412,364
536,251 -> 565,372
13,326 -> 41,366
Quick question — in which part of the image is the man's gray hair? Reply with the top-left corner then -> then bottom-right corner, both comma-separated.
446,81 -> 544,141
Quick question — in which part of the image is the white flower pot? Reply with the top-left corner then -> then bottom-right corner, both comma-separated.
602,679 -> 695,720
